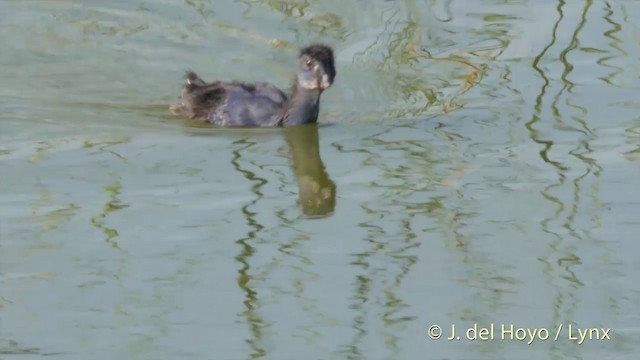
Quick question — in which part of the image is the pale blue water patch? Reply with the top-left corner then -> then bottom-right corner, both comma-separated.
2,0 -> 640,359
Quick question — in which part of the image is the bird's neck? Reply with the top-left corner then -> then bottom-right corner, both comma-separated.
281,85 -> 322,126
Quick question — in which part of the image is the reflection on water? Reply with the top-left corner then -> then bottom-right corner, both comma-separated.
228,124 -> 335,358
227,135 -> 269,359
284,124 -> 336,217
2,0 -> 640,359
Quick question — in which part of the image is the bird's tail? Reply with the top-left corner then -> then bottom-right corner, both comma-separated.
185,71 -> 206,87
170,71 -> 207,117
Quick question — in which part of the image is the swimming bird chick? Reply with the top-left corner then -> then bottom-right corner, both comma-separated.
170,45 -> 336,127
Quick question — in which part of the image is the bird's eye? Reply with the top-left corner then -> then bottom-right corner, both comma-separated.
305,59 -> 312,67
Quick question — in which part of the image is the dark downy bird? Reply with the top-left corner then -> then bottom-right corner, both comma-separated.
170,45 -> 336,127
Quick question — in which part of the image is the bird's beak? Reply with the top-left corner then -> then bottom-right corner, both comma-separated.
320,74 -> 331,90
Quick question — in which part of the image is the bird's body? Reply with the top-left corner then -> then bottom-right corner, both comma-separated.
170,45 -> 336,127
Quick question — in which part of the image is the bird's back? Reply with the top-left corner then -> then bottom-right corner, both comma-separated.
213,82 -> 288,126
172,74 -> 288,127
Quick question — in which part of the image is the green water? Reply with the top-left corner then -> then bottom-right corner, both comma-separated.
1,0 -> 639,359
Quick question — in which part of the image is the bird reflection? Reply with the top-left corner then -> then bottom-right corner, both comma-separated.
284,124 -> 336,217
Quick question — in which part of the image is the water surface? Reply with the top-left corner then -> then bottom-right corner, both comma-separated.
2,0 -> 640,359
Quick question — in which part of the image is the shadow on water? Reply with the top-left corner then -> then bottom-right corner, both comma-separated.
284,124 -> 336,218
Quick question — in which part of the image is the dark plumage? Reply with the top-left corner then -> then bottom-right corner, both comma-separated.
170,45 -> 336,127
